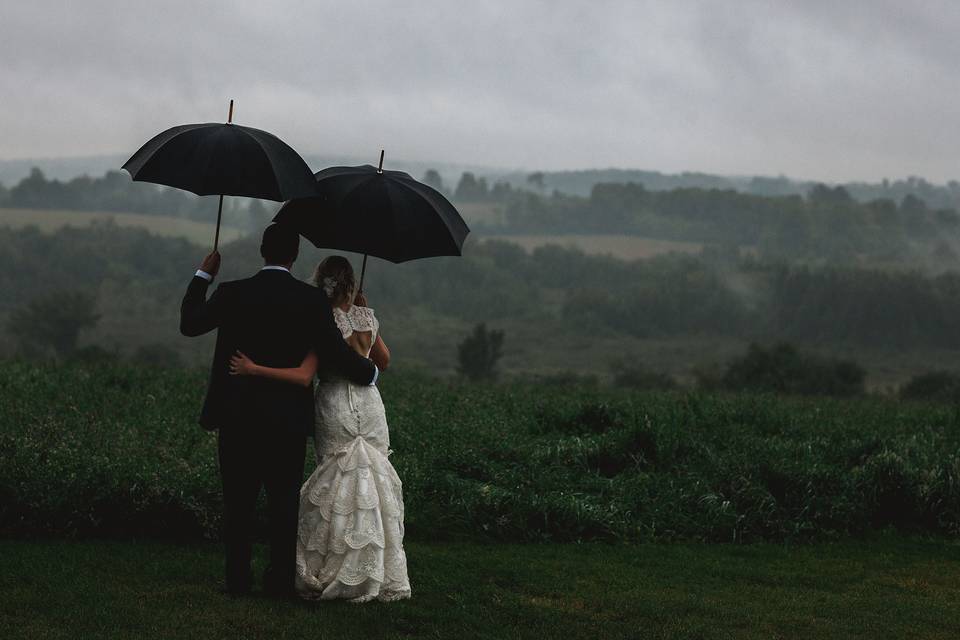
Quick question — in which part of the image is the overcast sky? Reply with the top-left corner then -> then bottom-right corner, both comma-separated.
2,0 -> 959,182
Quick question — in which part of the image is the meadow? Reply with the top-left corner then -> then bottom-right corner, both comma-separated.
3,361 -> 960,543
3,362 -> 960,637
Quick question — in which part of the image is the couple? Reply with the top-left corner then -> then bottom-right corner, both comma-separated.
179,223 -> 411,603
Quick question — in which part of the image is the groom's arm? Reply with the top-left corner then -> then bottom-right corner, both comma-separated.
311,292 -> 378,386
180,252 -> 225,337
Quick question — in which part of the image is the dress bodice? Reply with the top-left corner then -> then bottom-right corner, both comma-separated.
332,305 -> 379,354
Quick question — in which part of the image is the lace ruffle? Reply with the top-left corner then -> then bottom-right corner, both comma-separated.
296,435 -> 410,602
332,305 -> 379,341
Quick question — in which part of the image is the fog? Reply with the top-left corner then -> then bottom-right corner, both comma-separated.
1,1 -> 959,182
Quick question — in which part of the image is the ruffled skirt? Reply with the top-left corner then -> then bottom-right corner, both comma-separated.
295,435 -> 411,602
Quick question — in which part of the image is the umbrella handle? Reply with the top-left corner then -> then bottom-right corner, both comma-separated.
213,194 -> 224,251
359,254 -> 368,293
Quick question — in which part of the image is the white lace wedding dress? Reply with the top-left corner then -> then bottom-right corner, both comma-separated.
295,305 -> 411,602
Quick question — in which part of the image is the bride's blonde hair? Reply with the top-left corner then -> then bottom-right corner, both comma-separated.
312,255 -> 356,306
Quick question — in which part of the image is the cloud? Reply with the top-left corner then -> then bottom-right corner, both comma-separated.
0,0 -> 957,182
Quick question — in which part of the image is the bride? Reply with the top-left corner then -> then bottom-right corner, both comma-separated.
228,255 -> 411,603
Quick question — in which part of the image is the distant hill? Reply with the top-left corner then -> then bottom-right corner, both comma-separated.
495,169 -> 960,210
0,153 -> 513,195
0,155 -> 129,186
4,155 -> 959,212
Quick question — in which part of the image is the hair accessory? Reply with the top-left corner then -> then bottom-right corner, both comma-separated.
322,276 -> 338,297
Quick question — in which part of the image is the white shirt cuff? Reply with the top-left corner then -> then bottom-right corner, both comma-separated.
370,365 -> 379,386
195,270 -> 213,282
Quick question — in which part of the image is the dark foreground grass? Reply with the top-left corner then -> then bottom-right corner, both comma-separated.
1,538 -> 959,640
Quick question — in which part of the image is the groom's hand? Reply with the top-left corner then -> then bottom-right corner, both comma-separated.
199,251 -> 221,278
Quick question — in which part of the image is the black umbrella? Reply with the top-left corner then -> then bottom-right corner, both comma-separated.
122,100 -> 318,249
273,151 -> 470,291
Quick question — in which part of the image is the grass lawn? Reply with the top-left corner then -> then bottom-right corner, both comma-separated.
1,538 -> 958,639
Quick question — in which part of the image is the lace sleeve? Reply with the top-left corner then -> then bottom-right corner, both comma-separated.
351,306 -> 379,342
332,307 -> 353,339
333,306 -> 379,341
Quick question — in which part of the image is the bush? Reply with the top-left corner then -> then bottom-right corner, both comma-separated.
457,323 -> 505,381
900,371 -> 960,402
722,343 -> 865,397
8,291 -> 100,359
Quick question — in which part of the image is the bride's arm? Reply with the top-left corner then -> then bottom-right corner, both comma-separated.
370,335 -> 390,371
228,351 -> 318,387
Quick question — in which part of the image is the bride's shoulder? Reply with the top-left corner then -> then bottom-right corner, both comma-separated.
348,305 -> 379,330
351,305 -> 377,320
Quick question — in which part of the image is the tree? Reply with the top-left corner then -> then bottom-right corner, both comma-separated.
807,183 -> 853,206
454,172 -> 489,201
422,169 -> 445,193
900,193 -> 928,215
8,292 -> 100,358
457,323 -> 504,381
526,172 -> 545,192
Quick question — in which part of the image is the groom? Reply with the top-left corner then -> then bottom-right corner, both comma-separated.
180,223 -> 377,597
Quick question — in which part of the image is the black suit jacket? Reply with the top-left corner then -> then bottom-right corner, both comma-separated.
179,269 -> 376,435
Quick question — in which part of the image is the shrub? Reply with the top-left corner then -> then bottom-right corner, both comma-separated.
457,323 -> 505,381
722,342 -> 865,396
900,371 -> 960,402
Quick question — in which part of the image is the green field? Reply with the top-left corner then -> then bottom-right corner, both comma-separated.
0,207 -> 246,245
3,362 -> 960,542
3,362 -> 960,636
2,537 -> 958,639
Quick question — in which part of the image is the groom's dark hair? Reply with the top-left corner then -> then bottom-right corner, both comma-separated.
260,223 -> 300,265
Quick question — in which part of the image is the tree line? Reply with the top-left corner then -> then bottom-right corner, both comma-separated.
3,224 -> 960,360
5,167 -> 960,269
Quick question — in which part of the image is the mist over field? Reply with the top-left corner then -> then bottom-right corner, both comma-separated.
4,159 -> 960,394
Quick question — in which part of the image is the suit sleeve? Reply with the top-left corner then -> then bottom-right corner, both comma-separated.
312,293 -> 377,386
180,276 -> 225,337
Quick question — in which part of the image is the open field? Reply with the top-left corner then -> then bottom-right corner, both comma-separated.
3,362 -> 960,637
1,537 -> 958,639
0,207 -> 246,245
479,233 -> 704,260
3,362 -> 960,543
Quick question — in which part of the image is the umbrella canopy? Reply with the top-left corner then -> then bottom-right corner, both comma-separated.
272,163 -> 470,265
122,101 -> 318,248
122,122 -> 317,201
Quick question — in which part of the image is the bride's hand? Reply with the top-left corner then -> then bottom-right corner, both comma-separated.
229,351 -> 256,376
354,291 -> 368,306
